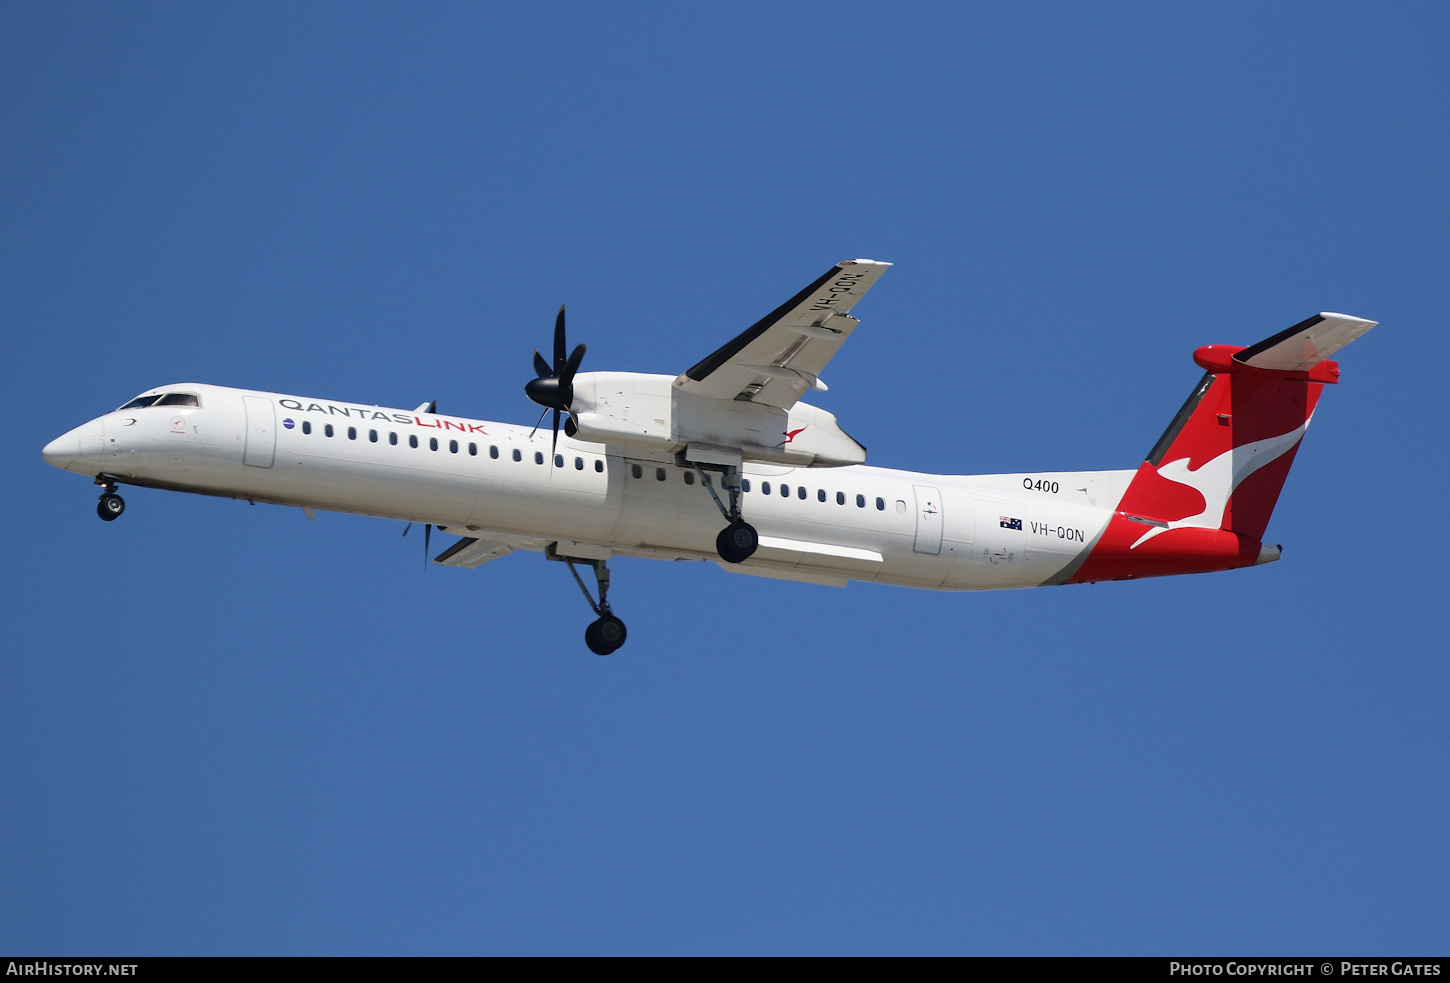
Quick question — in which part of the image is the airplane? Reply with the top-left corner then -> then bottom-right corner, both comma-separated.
41,260 -> 1376,654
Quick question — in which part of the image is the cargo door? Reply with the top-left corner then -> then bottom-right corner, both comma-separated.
912,484 -> 943,555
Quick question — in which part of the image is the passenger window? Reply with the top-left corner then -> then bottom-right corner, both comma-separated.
555,454 -> 564,468
655,468 -> 666,481
325,424 -> 334,438
469,443 -> 477,456
512,448 -> 522,462
896,500 -> 907,513
302,421 -> 312,435
876,497 -> 885,510
430,437 -> 439,451
763,482 -> 771,495
155,393 -> 200,407
449,440 -> 459,453
369,430 -> 378,442
798,486 -> 807,500
836,491 -> 845,505
119,395 -> 161,410
817,489 -> 826,502
535,452 -> 544,465
490,445 -> 499,459
347,427 -> 357,440
631,464 -> 642,479
856,494 -> 866,508
389,432 -> 397,445
594,459 -> 603,472
741,479 -> 751,493
574,456 -> 584,470
780,484 -> 789,497
409,435 -> 418,448
683,470 -> 694,485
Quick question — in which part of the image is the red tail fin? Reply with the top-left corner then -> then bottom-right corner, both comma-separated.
1068,313 -> 1375,582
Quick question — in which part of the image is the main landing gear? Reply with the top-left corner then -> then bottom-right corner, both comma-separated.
693,463 -> 758,564
549,546 -> 628,655
95,478 -> 125,521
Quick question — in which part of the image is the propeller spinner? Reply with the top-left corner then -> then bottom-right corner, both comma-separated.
525,305 -> 586,455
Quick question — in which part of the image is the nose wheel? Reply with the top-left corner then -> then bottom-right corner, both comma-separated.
585,614 -> 627,655
95,480 -> 125,521
549,545 -> 628,655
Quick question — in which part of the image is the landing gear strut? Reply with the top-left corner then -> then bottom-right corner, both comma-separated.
95,478 -> 125,522
549,545 -> 627,655
693,463 -> 757,563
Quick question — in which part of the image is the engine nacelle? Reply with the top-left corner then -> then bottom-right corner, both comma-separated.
568,372 -> 866,467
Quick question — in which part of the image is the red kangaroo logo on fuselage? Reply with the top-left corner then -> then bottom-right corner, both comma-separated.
778,427 -> 806,446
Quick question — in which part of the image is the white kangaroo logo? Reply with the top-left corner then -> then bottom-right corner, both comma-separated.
1130,418 -> 1312,549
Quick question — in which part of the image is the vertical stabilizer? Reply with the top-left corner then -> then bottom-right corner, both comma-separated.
1067,313 -> 1375,582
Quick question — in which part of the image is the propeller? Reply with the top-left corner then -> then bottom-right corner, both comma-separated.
524,305 -> 586,456
402,521 -> 432,572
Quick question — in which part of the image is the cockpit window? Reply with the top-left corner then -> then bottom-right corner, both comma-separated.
118,394 -> 161,410
155,393 -> 200,407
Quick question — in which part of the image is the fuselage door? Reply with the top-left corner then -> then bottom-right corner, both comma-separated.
242,396 -> 276,468
912,484 -> 944,555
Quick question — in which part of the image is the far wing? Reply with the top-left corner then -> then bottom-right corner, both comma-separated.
675,259 -> 891,408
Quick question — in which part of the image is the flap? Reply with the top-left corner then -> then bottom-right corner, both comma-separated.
433,537 -> 516,568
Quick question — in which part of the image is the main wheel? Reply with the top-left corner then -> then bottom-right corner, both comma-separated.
585,615 -> 627,655
715,520 -> 758,563
97,493 -> 125,521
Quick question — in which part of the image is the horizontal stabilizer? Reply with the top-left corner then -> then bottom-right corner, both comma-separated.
433,537 -> 515,568
1235,313 -> 1377,372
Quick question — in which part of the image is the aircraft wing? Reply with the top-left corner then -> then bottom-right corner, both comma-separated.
674,259 -> 891,409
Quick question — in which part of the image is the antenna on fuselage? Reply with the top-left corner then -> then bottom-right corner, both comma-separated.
402,521 -> 432,572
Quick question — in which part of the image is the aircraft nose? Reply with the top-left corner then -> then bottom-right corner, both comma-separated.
42,433 -> 76,470
43,418 -> 102,471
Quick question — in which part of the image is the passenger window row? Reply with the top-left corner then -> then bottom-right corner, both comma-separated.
293,422 -> 604,471
743,479 -> 884,510
625,466 -> 887,510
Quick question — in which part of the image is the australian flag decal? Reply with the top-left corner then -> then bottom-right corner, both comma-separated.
999,516 -> 1022,530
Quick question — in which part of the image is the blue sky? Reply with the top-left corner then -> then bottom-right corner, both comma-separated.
3,2 -> 1446,955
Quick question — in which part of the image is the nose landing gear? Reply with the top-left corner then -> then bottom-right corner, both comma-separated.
95,479 -> 125,521
548,545 -> 628,655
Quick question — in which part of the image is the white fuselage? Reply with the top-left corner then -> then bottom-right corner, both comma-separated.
44,383 -> 1132,590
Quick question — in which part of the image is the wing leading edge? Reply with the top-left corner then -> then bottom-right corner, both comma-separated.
675,259 -> 891,409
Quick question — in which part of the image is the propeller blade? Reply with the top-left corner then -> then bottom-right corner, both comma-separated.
424,522 -> 431,572
561,343 -> 587,384
551,408 -> 560,457
529,406 -> 548,438
532,350 -> 551,378
553,306 -> 567,372
402,522 -> 412,537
